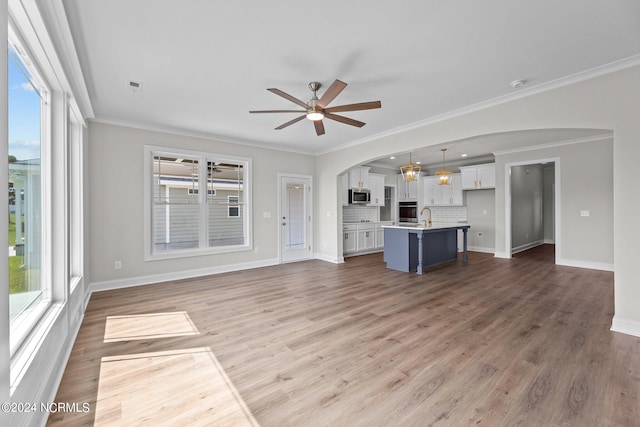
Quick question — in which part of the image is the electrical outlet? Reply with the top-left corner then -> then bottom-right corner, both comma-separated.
580,210 -> 590,217
263,211 -> 271,218
114,261 -> 122,270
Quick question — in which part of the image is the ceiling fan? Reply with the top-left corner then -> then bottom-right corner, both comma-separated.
249,80 -> 381,136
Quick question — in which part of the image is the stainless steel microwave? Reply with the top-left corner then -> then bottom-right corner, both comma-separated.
349,189 -> 371,204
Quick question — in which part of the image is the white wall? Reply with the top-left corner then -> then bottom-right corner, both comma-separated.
315,64 -> 640,337
88,122 -> 316,288
465,190 -> 495,252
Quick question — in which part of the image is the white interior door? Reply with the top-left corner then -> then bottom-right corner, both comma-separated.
280,175 -> 312,263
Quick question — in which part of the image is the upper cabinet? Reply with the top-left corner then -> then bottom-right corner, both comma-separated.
397,174 -> 420,200
459,163 -> 496,190
368,173 -> 385,206
423,174 -> 464,206
349,167 -> 370,189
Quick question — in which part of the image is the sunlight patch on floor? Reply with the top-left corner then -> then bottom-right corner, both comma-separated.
95,347 -> 260,426
103,311 -> 199,342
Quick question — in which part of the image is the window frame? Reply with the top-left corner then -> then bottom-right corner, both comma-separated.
7,26 -> 53,358
143,145 -> 252,261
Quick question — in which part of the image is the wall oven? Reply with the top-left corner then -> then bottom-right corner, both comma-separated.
398,201 -> 418,223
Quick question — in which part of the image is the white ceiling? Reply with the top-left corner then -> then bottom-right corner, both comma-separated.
62,0 -> 640,158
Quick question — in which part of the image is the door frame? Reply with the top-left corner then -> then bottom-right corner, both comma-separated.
504,157 -> 560,263
278,173 -> 313,263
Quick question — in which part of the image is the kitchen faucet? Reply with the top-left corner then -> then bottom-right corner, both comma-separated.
420,207 -> 432,227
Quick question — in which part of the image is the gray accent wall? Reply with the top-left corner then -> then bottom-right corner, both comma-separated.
510,165 -> 545,251
543,167 -> 555,242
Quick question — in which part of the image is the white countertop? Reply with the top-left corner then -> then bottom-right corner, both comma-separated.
343,221 -> 394,225
383,222 -> 469,230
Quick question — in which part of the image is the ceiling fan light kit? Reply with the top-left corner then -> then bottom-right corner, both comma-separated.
249,80 -> 381,136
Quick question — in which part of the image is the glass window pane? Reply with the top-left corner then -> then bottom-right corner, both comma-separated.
152,155 -> 201,253
285,184 -> 305,250
153,204 -> 200,251
8,44 -> 45,323
208,192 -> 244,247
147,149 -> 250,257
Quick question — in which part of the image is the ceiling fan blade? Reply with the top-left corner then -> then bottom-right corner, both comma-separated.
267,88 -> 308,109
314,120 -> 325,136
249,110 -> 306,113
324,112 -> 366,128
324,100 -> 382,113
275,115 -> 306,130
318,79 -> 347,108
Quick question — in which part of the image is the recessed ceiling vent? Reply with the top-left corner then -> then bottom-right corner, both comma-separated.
128,79 -> 143,93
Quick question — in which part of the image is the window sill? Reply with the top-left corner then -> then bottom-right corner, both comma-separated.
10,302 -> 65,393
145,244 -> 253,262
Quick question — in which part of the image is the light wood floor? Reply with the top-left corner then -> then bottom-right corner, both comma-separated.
48,245 -> 640,426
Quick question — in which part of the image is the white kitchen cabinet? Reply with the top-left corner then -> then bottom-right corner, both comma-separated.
375,224 -> 385,249
397,174 -> 420,200
357,224 -> 376,251
349,167 -> 370,189
423,174 -> 463,206
460,163 -> 496,190
343,224 -> 357,254
341,173 -> 350,206
368,173 -> 385,206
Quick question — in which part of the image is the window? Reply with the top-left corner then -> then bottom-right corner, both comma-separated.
8,34 -> 51,355
68,105 -> 84,291
227,196 -> 239,218
144,146 -> 252,259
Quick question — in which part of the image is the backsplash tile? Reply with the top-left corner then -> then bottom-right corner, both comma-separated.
428,206 -> 468,222
343,205 -> 379,222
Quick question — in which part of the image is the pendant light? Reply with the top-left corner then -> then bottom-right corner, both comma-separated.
400,152 -> 421,182
435,148 -> 453,185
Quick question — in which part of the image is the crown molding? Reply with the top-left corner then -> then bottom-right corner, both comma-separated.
492,133 -> 612,156
90,118 -> 317,156
20,0 -> 95,120
317,54 -> 640,156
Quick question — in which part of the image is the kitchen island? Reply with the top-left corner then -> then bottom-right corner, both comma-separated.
383,223 -> 470,274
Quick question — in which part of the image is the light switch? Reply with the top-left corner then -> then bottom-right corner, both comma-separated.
580,210 -> 590,217
263,211 -> 271,218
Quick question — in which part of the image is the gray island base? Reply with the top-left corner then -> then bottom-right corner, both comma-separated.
383,224 -> 470,274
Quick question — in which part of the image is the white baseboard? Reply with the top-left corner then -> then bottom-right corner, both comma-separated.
467,246 -> 495,254
611,316 -> 640,338
315,252 -> 343,263
556,258 -> 614,272
544,238 -> 555,244
511,240 -> 545,255
493,251 -> 510,259
89,258 -> 279,294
